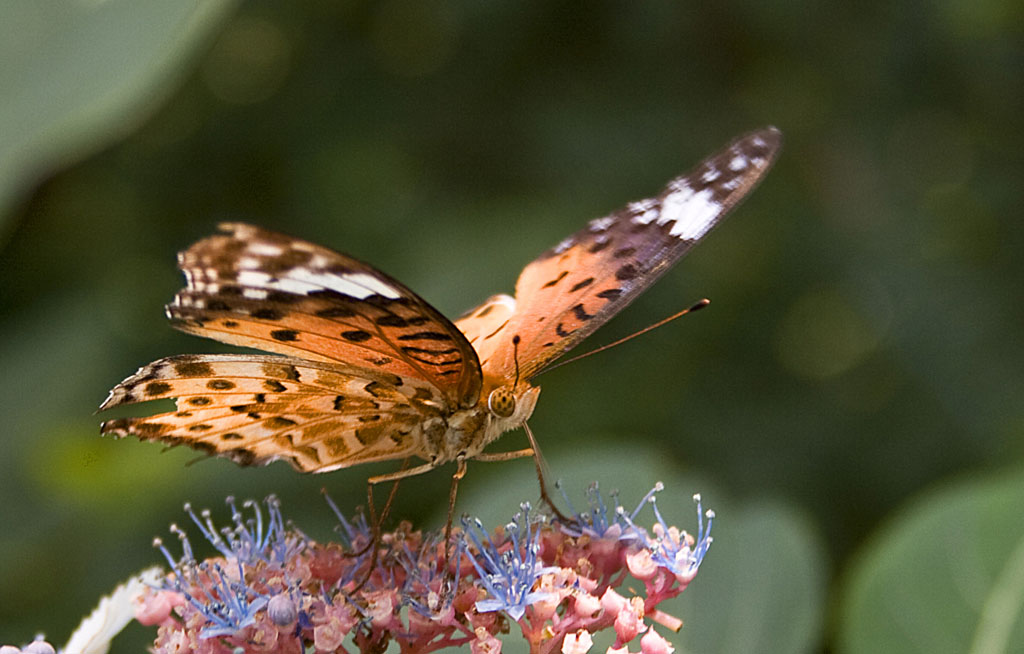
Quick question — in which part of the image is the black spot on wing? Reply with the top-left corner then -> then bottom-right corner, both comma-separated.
570,278 -> 594,293
364,381 -> 388,398
175,360 -> 214,377
270,329 -> 299,342
542,271 -> 569,288
315,306 -> 357,319
375,314 -> 408,327
572,304 -> 595,321
397,331 -> 453,341
615,264 -> 639,281
252,308 -> 283,320
145,381 -> 172,396
341,330 -> 373,343
264,416 -> 297,429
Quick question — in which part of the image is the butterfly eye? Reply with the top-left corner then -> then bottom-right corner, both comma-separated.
487,388 -> 516,418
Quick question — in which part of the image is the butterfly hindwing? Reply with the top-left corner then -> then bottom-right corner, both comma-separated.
169,223 -> 482,408
100,354 -> 439,472
479,127 -> 782,380
453,293 -> 518,373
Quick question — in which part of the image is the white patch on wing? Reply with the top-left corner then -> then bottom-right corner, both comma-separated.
237,270 -> 273,287
553,236 -> 575,254
632,206 -> 660,224
286,268 -> 402,299
237,256 -> 261,270
628,198 -> 660,224
658,186 -> 721,240
235,268 -> 401,299
729,155 -> 748,171
247,242 -> 284,257
588,216 -> 615,232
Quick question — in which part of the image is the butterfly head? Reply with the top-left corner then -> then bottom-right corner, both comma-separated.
485,383 -> 540,426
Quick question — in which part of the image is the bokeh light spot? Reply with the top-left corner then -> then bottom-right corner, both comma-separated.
202,16 -> 291,105
773,288 -> 881,380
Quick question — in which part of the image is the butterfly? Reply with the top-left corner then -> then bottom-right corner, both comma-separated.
101,127 -> 781,489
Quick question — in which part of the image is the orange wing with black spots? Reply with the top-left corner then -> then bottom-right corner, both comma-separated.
169,223 -> 481,409
453,294 -> 517,373
475,127 -> 782,381
100,355 -> 439,472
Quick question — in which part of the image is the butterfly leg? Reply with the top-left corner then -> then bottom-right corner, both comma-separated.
368,460 -> 441,484
440,457 -> 468,575
350,459 -> 415,593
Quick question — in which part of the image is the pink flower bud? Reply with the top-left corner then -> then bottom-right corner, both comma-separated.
640,628 -> 675,654
613,597 -> 647,644
135,590 -> 184,626
674,567 -> 698,586
368,591 -> 396,628
471,626 -> 502,654
313,617 -> 346,652
600,588 -> 627,615
573,591 -> 601,618
626,549 -> 658,580
577,575 -> 598,593
561,629 -> 594,654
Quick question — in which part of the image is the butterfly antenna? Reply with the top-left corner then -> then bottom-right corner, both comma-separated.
512,334 -> 522,389
536,298 -> 711,376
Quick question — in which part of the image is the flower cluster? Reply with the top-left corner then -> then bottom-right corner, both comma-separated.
134,484 -> 713,654
2,484 -> 714,654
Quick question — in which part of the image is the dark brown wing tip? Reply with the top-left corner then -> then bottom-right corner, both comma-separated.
743,126 -> 783,163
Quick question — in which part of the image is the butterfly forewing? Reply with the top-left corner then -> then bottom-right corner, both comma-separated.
168,223 -> 481,409
100,354 -> 436,471
480,127 -> 782,380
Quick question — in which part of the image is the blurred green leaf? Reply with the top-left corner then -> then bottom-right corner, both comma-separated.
839,469 -> 1024,654
458,442 -> 827,654
0,0 -> 238,227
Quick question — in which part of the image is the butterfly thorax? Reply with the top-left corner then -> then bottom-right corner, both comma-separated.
421,383 -> 540,465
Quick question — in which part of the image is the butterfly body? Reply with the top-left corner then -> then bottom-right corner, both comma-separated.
101,128 -> 781,479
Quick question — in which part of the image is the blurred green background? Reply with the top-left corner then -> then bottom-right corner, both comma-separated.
2,1 -> 1022,652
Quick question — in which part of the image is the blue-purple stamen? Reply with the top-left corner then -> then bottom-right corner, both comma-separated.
463,504 -> 557,621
